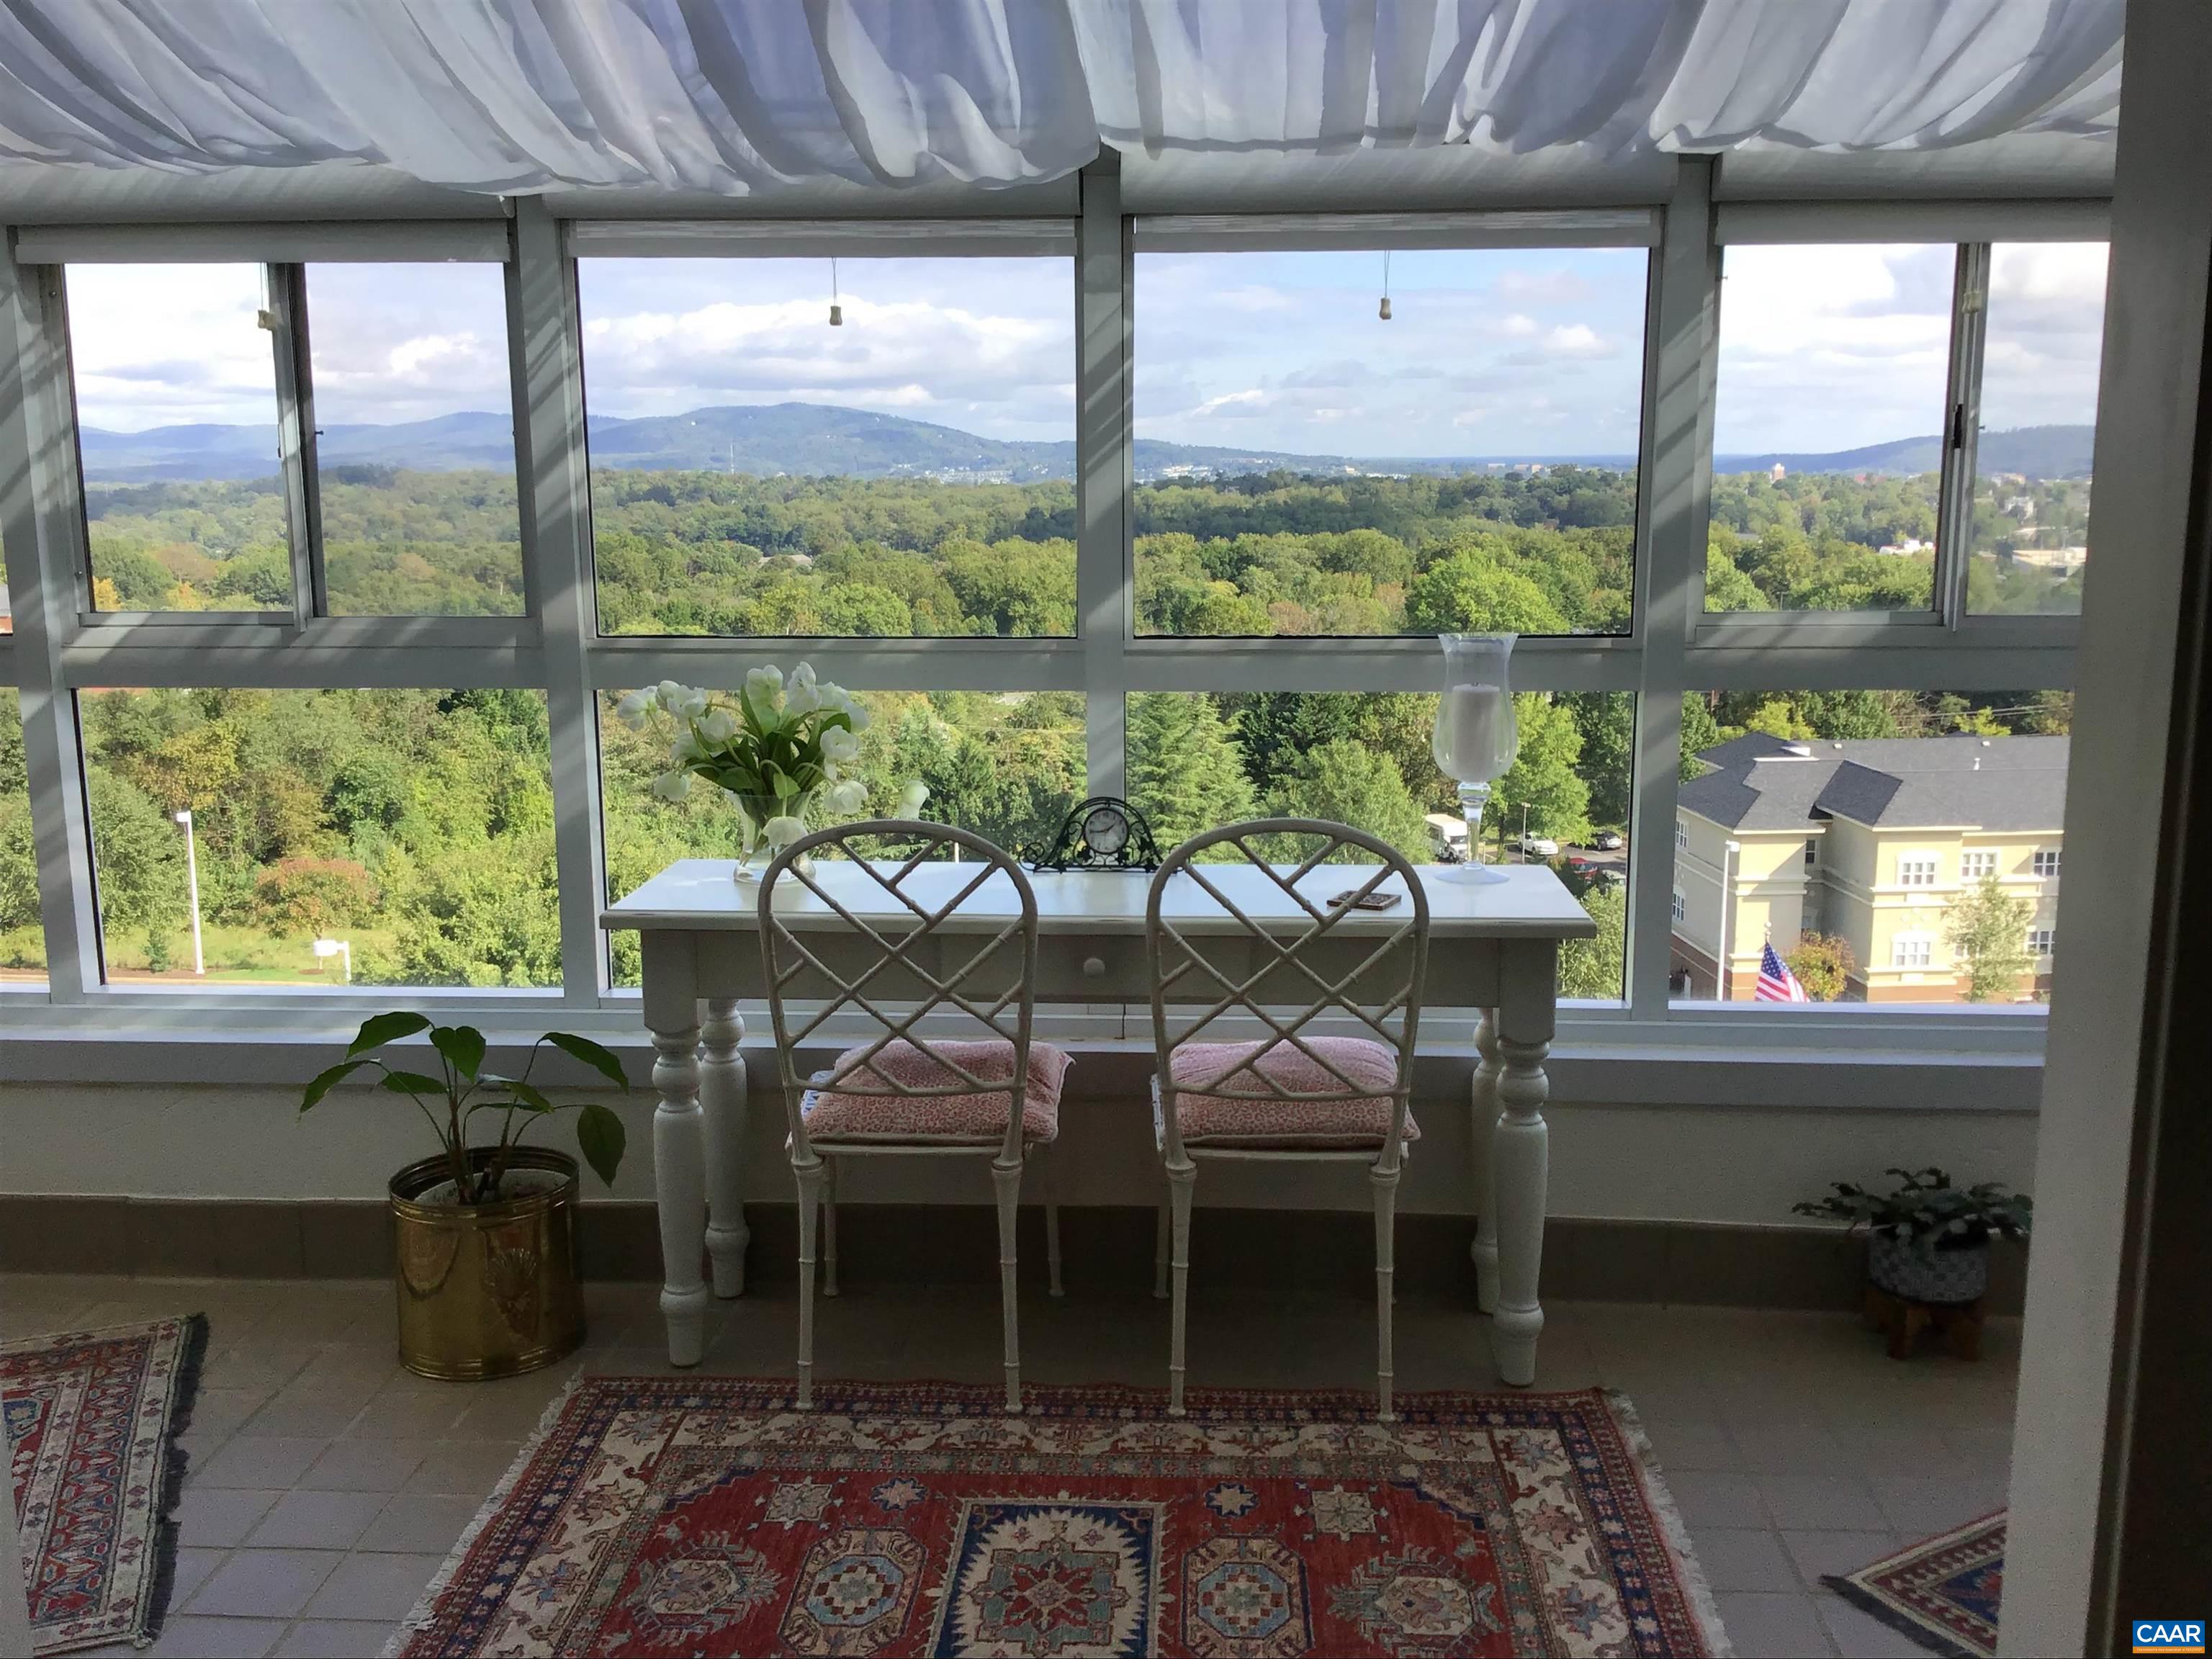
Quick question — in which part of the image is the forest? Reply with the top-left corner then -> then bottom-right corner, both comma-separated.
2,457 -> 2076,994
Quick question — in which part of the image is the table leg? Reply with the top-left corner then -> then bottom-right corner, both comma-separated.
652,1022 -> 709,1366
1491,944 -> 1555,1388
1468,1008 -> 1503,1314
699,998 -> 750,1299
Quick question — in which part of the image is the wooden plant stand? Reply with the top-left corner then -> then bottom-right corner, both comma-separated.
1863,1282 -> 1984,1360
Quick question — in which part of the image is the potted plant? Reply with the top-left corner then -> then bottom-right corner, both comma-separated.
1793,1166 -> 2032,1305
302,1012 -> 629,1379
616,664 -> 872,881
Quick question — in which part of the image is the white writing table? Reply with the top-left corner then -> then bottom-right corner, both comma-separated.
604,859 -> 1593,1385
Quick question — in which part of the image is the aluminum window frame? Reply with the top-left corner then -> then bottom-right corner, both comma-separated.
0,165 -> 2094,1069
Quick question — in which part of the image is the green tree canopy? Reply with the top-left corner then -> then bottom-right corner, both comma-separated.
1266,740 -> 1430,863
1946,876 -> 2035,1002
1127,694 -> 1256,851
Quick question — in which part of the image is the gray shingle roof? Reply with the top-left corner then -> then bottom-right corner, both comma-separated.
1678,734 -> 2067,834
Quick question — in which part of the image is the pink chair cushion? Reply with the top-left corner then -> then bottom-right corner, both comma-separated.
802,1038 -> 1070,1143
1167,1035 -> 1419,1148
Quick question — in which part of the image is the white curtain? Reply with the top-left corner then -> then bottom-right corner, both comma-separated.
0,0 -> 2121,199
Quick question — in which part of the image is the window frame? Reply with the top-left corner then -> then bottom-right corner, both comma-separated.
0,163 -> 2087,1082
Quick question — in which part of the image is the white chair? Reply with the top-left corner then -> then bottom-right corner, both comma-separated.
759,820 -> 1067,1413
1146,818 -> 1429,1419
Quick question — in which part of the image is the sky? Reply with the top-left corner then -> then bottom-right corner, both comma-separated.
63,240 -> 2108,461
1712,241 -> 2107,456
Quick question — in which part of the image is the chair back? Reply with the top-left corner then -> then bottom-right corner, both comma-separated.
759,820 -> 1040,1164
1146,818 -> 1430,1170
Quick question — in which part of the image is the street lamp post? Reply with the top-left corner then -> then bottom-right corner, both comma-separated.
172,809 -> 204,976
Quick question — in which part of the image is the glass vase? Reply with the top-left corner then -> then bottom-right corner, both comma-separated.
1431,634 -> 1519,885
729,788 -> 819,884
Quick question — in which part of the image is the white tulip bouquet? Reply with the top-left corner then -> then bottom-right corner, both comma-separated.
618,664 -> 877,874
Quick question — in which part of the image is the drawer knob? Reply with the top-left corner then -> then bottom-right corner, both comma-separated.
1082,955 -> 1107,979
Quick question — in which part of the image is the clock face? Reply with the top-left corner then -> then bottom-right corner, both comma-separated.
1082,805 -> 1130,855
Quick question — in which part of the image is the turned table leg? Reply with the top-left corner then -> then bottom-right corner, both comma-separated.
644,933 -> 709,1367
699,998 -> 750,1298
1468,1008 -> 1503,1314
1490,944 -> 1555,1388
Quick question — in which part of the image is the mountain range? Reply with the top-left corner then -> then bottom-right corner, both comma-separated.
73,402 -> 2095,485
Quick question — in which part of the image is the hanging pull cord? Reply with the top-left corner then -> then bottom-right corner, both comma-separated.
830,256 -> 843,327
1379,250 -> 1392,321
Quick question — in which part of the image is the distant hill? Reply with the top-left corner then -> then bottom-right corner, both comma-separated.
1714,424 -> 2092,480
73,403 -> 2095,485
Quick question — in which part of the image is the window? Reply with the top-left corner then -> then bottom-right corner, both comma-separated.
1894,935 -> 1933,969
2027,927 -> 2055,956
1708,246 -> 1954,613
1124,691 -> 1634,1001
0,202 -> 2082,1055
1672,689 -> 2070,1005
1969,243 -> 2105,616
78,688 -> 557,988
65,264 -> 292,613
1,691 -> 43,981
303,263 -> 524,616
1133,247 -> 1647,637
601,686 -> 1084,986
576,256 -> 1076,638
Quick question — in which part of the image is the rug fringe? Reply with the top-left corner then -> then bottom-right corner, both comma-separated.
1822,1574 -> 1977,1659
133,1311 -> 210,1650
1605,1385 -> 1735,1659
381,1362 -> 588,1659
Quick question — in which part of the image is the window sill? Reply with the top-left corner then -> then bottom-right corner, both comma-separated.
0,1000 -> 2044,1112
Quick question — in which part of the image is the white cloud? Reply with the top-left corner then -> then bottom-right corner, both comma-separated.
1497,313 -> 1540,338
1544,323 -> 1611,358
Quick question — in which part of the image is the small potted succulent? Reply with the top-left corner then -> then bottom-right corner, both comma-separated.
1793,1166 -> 2032,1305
302,1013 -> 629,1379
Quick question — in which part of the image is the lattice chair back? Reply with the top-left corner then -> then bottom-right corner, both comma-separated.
1146,818 -> 1430,1172
759,820 -> 1041,1166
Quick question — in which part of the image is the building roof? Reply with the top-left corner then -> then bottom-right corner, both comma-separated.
1678,734 -> 2069,835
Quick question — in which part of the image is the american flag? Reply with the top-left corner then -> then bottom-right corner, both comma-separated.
1756,942 -> 1809,1002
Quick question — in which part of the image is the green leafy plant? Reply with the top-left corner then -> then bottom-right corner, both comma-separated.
618,665 -> 871,860
301,1012 -> 629,1205
1792,1166 -> 2032,1255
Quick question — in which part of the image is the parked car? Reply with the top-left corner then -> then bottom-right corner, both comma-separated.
1518,832 -> 1560,858
1565,854 -> 1599,876
1589,830 -> 1624,851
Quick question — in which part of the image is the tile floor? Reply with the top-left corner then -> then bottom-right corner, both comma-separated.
3,1272 -> 2017,1658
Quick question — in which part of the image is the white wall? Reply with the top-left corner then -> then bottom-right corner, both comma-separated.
0,1074 -> 2038,1226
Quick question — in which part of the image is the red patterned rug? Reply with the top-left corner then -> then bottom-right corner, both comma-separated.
391,1377 -> 1727,1657
4,1315 -> 206,1655
1826,1512 -> 2004,1658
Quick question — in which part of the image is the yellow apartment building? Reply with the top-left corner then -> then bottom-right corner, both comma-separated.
1670,733 -> 2067,1002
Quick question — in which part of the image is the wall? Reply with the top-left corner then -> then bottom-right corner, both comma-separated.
0,1061 -> 2041,1229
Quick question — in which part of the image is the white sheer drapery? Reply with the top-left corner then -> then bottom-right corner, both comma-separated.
0,0 -> 2121,198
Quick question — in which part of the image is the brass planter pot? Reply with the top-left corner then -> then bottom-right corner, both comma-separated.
388,1147 -> 585,1380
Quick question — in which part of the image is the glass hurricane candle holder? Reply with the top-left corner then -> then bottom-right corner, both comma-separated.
1431,634 -> 1519,884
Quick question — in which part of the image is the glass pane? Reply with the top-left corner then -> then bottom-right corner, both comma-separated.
1671,690 -> 2069,1005
305,263 -> 524,615
1125,691 -> 1632,1000
1967,242 -> 2105,616
1709,245 -> 1954,613
78,688 -> 557,987
67,264 -> 292,613
1,690 -> 45,982
601,680 -> 1084,986
577,256 -> 1076,638
1133,248 -> 1647,637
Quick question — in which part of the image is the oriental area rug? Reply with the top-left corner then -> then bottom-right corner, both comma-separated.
389,1377 -> 1729,1658
3,1314 -> 205,1655
1826,1512 -> 2005,1659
